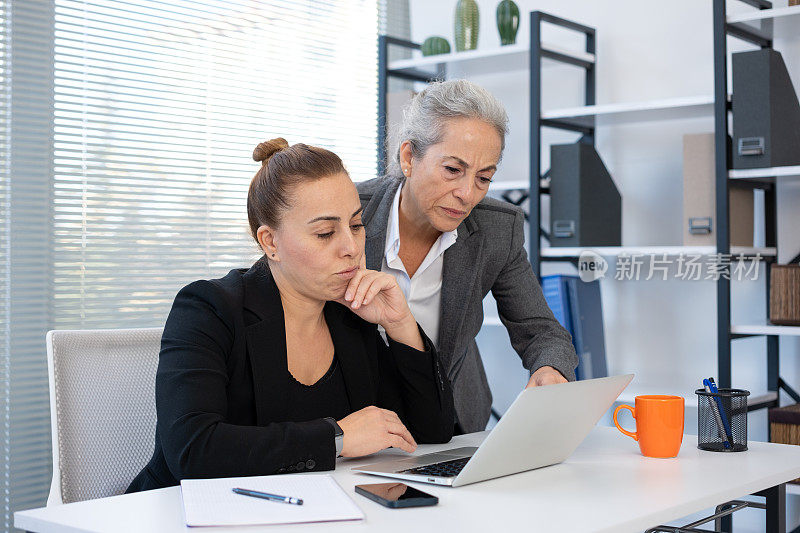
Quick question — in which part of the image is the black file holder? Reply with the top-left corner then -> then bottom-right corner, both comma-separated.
695,388 -> 750,452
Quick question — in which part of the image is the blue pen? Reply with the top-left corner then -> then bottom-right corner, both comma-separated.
708,378 -> 734,443
704,379 -> 731,449
232,487 -> 303,505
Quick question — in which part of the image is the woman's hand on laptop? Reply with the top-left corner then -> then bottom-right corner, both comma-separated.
337,406 -> 417,457
526,366 -> 568,388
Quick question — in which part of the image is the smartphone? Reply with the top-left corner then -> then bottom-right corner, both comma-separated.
354,482 -> 438,508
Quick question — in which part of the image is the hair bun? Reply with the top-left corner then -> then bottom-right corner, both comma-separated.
253,138 -> 290,165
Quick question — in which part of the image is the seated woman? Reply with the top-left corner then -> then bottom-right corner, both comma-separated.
127,138 -> 454,492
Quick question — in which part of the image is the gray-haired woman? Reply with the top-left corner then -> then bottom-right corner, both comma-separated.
356,79 -> 578,433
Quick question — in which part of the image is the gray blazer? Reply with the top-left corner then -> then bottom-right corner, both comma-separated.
358,177 -> 578,432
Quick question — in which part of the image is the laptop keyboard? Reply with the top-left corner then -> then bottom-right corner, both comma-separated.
400,456 -> 471,478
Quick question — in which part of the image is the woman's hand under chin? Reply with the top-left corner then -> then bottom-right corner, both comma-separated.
337,269 -> 408,325
335,265 -> 424,351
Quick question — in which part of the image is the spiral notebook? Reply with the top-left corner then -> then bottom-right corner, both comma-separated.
180,474 -> 364,527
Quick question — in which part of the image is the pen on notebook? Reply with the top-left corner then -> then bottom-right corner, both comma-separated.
708,377 -> 734,443
703,379 -> 731,449
232,487 -> 304,505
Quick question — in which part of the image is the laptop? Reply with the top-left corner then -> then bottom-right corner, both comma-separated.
353,374 -> 633,487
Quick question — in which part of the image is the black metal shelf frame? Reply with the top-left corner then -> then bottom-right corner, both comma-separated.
377,36 -> 444,177
529,11 -> 596,276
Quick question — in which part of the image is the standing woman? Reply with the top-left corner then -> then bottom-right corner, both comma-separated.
358,80 -> 578,433
127,138 -> 453,492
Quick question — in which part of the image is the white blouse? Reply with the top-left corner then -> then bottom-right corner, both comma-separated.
380,183 -> 458,348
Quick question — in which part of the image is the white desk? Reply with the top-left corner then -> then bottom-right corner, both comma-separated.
15,426 -> 800,533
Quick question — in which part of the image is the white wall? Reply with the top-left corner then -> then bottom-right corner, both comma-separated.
406,1 -> 800,529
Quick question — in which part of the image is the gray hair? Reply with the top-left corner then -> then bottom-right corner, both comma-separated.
387,79 -> 509,180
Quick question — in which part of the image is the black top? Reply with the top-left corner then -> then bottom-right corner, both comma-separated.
284,357 -> 351,423
126,258 -> 454,493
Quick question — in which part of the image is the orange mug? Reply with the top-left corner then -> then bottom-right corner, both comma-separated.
613,395 -> 685,458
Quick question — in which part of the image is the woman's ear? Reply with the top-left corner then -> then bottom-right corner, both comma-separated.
399,140 -> 414,178
256,225 -> 280,261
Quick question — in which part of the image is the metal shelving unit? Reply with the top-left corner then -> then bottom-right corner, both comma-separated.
713,0 -> 800,418
714,1 -> 800,530
523,4 -> 795,420
377,36 -> 439,177
529,11 -> 597,274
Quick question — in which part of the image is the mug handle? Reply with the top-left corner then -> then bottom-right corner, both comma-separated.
613,404 -> 638,441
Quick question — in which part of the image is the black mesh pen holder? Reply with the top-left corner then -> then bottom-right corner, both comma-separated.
696,388 -> 749,452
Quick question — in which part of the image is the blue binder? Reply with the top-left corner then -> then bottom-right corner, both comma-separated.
541,275 -> 572,332
541,275 -> 580,379
541,275 -> 608,381
566,277 -> 608,380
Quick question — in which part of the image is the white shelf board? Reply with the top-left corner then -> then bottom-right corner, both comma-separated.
731,324 -> 800,337
489,180 -> 531,192
540,246 -> 777,258
541,95 -> 716,128
727,5 -> 800,41
728,4 -> 800,23
387,42 -> 594,74
616,382 -> 777,408
388,44 -> 525,70
729,165 -> 800,180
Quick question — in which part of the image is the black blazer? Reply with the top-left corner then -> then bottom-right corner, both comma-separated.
127,258 -> 454,493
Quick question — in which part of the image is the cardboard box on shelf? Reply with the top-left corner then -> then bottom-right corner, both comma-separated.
683,133 -> 756,247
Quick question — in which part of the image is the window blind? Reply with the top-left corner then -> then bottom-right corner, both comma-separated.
51,0 -> 379,329
2,0 -> 379,528
5,0 -> 58,529
0,0 -> 9,525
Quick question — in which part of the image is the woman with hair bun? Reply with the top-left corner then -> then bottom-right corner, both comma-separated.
127,138 -> 454,492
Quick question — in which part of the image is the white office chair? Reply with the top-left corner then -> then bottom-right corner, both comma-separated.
46,328 -> 162,505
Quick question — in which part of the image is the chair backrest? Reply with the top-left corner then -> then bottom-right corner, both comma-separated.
46,328 -> 162,505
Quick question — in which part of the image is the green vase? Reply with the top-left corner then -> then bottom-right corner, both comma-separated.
454,0 -> 479,52
421,36 -> 451,56
496,0 -> 519,45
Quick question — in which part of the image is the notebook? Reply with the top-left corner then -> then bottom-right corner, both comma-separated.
180,474 -> 364,527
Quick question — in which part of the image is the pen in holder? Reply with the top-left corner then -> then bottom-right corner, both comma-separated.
695,388 -> 749,452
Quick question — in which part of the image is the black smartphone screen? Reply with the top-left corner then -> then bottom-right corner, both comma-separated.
355,483 -> 438,508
